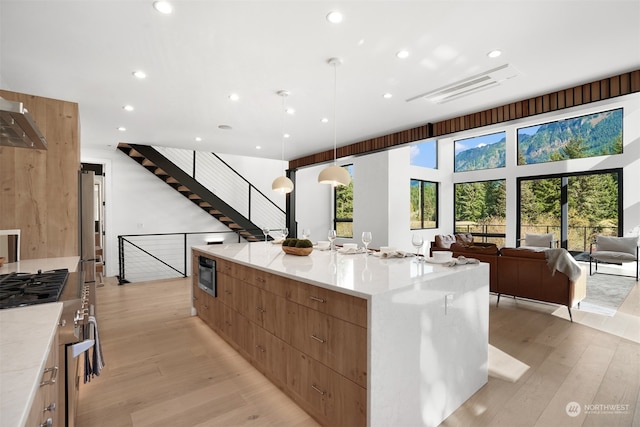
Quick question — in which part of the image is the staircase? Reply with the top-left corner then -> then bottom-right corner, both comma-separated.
117,143 -> 282,242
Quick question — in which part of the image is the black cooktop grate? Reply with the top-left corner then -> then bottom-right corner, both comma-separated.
0,269 -> 69,309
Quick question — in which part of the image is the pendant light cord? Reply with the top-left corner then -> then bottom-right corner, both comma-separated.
281,94 -> 285,169
333,62 -> 337,166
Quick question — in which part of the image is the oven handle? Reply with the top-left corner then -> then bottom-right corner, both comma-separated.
71,339 -> 95,358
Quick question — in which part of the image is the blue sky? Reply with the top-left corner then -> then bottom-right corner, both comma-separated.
410,140 -> 437,169
518,125 -> 542,136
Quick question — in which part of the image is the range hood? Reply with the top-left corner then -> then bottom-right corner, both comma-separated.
0,97 -> 48,150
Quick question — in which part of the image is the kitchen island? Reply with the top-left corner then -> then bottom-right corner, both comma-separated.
192,243 -> 489,427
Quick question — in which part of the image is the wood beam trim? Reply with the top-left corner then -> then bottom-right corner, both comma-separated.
289,70 -> 639,170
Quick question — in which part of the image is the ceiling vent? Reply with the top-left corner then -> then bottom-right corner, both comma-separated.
407,63 -> 519,104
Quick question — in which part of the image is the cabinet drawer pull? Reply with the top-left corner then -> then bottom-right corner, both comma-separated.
256,277 -> 266,283
255,345 -> 266,353
311,384 -> 326,395
39,418 -> 53,427
43,402 -> 56,413
256,306 -> 265,313
40,366 -> 58,387
310,334 -> 325,343
309,296 -> 325,303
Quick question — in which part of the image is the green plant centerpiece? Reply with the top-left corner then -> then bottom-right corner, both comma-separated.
281,238 -> 314,255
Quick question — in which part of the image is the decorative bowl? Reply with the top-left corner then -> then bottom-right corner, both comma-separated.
282,246 -> 313,256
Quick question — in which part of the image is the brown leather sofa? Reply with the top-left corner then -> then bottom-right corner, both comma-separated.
450,242 -> 500,293
497,247 -> 586,321
430,233 -> 499,292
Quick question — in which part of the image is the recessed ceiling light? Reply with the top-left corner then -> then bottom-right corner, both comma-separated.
123,105 -> 134,111
285,108 -> 295,115
255,145 -> 261,150
383,93 -> 393,99
117,126 -> 126,132
284,133 -> 290,138
487,49 -> 502,58
132,70 -> 146,79
218,125 -> 232,130
195,137 -> 202,142
153,1 -> 173,14
326,11 -> 343,23
229,93 -> 239,101
396,50 -> 409,59
321,118 -> 329,123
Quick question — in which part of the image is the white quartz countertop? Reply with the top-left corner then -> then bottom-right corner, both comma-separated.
0,256 -> 80,275
0,303 -> 63,427
193,243 -> 484,299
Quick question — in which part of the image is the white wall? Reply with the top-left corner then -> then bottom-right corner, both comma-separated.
294,164 -> 333,243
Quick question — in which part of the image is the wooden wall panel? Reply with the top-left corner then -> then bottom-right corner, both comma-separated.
0,90 -> 80,260
290,69 -> 639,169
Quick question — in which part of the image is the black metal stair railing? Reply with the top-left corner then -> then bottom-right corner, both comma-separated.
117,143 -> 287,242
117,231 -> 242,284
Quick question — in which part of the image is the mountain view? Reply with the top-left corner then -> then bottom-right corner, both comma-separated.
518,108 -> 623,164
454,136 -> 506,172
453,108 -> 622,171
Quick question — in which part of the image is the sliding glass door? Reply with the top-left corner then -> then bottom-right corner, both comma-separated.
518,169 -> 622,253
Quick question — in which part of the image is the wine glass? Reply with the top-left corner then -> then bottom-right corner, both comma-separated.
328,230 -> 337,251
302,228 -> 311,240
361,231 -> 372,255
412,233 -> 424,261
262,227 -> 270,243
281,227 -> 289,240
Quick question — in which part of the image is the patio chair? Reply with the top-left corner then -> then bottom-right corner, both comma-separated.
589,235 -> 639,281
518,233 -> 557,249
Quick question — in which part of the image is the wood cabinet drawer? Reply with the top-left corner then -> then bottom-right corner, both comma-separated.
251,325 -> 288,381
216,258 -> 252,282
217,273 -> 240,310
237,281 -> 288,340
286,282 -> 367,328
25,331 -> 59,427
286,301 -> 367,388
246,268 -> 288,298
287,346 -> 366,427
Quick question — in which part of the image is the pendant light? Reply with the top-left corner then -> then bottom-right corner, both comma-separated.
318,57 -> 351,187
272,90 -> 294,193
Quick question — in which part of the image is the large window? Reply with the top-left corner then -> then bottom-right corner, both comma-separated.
334,165 -> 353,238
517,108 -> 623,165
454,179 -> 506,246
454,131 -> 506,172
410,179 -> 438,229
410,139 -> 437,169
518,169 -> 622,253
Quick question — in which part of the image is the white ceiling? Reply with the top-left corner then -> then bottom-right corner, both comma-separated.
1,1 -> 639,162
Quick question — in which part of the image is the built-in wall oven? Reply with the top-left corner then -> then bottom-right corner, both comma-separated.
198,256 -> 216,298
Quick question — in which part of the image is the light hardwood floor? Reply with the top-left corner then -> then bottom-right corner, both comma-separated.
77,275 -> 639,427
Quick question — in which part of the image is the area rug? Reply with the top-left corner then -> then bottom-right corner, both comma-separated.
579,270 -> 636,316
